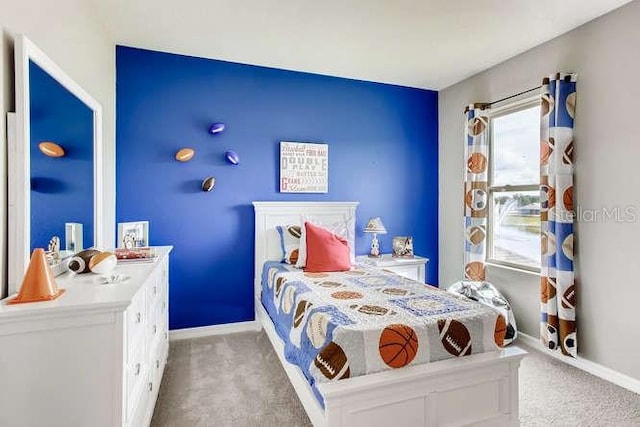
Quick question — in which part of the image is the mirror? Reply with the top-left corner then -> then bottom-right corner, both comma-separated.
8,35 -> 103,295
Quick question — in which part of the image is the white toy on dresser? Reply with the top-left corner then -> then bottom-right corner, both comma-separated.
0,246 -> 172,427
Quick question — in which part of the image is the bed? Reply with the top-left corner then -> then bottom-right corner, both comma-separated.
253,201 -> 526,427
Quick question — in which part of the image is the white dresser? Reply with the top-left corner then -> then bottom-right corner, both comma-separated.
0,246 -> 172,427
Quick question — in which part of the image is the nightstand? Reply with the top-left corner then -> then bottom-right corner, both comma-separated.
356,254 -> 428,283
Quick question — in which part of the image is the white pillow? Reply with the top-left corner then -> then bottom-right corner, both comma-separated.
296,214 -> 355,268
276,224 -> 302,264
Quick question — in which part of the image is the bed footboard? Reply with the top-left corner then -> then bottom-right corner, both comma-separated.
320,346 -> 525,427
257,297 -> 525,427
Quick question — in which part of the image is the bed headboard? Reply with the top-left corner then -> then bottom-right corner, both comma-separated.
252,201 -> 358,300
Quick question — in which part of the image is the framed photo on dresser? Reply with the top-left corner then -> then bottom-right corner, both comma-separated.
117,221 -> 149,248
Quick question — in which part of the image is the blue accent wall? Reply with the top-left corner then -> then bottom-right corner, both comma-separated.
116,46 -> 439,330
30,60 -> 94,251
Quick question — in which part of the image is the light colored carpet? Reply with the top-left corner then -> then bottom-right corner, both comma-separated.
151,331 -> 640,426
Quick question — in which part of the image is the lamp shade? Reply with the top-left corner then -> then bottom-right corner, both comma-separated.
364,217 -> 387,234
8,248 -> 65,304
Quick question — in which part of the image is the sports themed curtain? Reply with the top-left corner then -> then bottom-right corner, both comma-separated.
540,73 -> 577,357
463,103 -> 490,281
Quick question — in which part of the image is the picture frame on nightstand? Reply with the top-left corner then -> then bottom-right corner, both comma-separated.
392,236 -> 414,258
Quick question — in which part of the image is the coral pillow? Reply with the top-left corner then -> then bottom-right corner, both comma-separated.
304,221 -> 351,273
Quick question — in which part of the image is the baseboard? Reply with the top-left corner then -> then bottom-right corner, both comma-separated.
169,320 -> 261,341
517,332 -> 640,395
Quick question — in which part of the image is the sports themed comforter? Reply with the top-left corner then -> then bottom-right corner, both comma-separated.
261,262 -> 507,404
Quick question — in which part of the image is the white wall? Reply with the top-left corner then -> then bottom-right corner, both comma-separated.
0,0 -> 116,297
440,0 -> 640,381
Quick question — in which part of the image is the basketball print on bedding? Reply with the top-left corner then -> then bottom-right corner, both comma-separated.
494,315 -> 507,348
437,319 -> 472,357
378,324 -> 419,369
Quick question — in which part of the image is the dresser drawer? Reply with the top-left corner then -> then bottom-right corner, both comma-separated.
126,340 -> 147,420
158,257 -> 169,288
126,290 -> 146,361
127,371 -> 151,427
147,304 -> 161,347
145,272 -> 160,313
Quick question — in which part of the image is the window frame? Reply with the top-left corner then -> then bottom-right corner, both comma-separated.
486,95 -> 541,273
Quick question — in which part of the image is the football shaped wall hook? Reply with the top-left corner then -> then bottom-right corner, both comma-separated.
175,148 -> 195,162
38,141 -> 65,157
225,150 -> 239,165
208,122 -> 225,135
202,176 -> 216,192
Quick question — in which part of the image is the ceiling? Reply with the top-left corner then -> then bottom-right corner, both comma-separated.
90,0 -> 633,90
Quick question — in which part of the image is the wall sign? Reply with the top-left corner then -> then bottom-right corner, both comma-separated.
280,141 -> 328,193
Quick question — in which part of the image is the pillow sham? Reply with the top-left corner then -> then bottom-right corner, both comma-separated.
276,225 -> 302,264
295,214 -> 355,268
303,222 -> 351,272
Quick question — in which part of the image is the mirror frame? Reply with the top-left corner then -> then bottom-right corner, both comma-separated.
8,35 -> 103,295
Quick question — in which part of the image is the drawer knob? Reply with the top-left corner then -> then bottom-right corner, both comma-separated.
136,312 -> 142,323
153,325 -> 157,334
135,363 -> 141,376
156,360 -> 160,369
148,381 -> 153,392
153,286 -> 157,295
164,332 -> 168,339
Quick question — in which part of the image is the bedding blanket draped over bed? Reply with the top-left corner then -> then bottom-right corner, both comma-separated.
261,262 -> 507,405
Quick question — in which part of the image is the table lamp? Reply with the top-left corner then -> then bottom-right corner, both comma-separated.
364,217 -> 387,257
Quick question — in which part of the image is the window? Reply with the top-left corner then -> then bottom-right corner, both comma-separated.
487,99 -> 541,271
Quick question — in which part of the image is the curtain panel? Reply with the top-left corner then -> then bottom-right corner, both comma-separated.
540,73 -> 577,357
463,103 -> 490,281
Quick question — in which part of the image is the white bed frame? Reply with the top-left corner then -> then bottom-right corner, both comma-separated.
253,201 -> 526,427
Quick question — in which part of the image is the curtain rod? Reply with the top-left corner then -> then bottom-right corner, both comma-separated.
487,85 -> 541,106
464,85 -> 541,113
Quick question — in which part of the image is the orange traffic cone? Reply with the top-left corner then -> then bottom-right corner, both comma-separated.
8,248 -> 65,304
